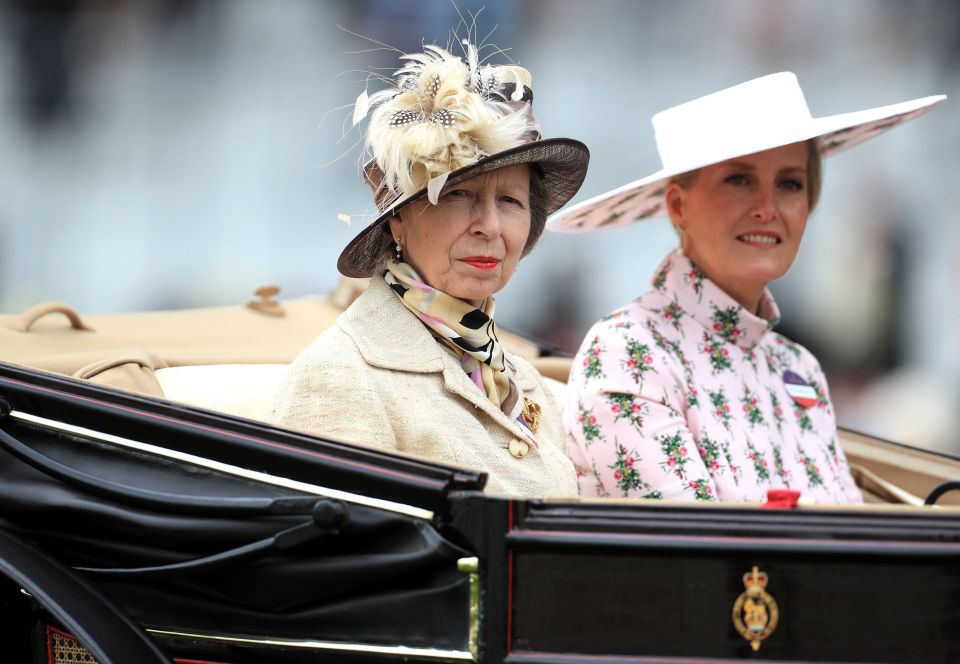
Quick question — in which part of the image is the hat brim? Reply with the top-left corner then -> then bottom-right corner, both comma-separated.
338,138 -> 590,277
548,94 -> 945,233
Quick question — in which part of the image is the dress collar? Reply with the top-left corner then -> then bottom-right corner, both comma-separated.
652,249 -> 780,351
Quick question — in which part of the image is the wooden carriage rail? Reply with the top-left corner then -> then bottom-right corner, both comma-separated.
505,527 -> 960,556
507,498 -> 960,552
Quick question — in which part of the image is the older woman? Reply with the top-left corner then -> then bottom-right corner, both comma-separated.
273,40 -> 589,497
549,73 -> 944,503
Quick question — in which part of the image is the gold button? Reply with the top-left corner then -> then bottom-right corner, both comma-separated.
508,438 -> 529,458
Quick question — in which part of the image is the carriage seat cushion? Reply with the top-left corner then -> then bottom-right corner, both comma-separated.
64,352 -> 288,423
153,364 -> 290,422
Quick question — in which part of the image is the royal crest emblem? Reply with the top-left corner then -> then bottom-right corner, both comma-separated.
732,566 -> 779,651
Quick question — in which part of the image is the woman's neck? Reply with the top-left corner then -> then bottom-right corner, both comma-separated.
714,278 -> 764,315
683,251 -> 766,315
690,263 -> 764,314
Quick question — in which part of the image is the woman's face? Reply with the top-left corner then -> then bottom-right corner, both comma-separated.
665,142 -> 811,311
388,164 -> 531,307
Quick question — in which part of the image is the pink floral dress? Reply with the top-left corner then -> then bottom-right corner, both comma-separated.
564,250 -> 862,503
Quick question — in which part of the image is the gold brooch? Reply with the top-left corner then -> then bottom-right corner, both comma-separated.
521,398 -> 542,433
732,566 -> 779,652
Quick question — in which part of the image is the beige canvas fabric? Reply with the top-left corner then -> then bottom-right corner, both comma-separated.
0,296 -> 344,373
0,286 -> 542,376
75,351 -> 169,398
272,276 -> 579,498
0,294 -> 345,406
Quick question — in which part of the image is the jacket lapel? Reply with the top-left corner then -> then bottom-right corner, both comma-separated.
337,276 -> 534,440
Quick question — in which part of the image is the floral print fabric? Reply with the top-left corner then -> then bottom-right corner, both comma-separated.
564,250 -> 862,503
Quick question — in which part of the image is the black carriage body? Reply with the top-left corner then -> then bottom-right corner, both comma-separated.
451,499 -> 960,664
1,362 -> 959,664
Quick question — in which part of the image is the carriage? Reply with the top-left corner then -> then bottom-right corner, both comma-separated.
1,282 -> 958,663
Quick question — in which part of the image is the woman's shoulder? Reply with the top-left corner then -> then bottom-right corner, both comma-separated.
280,319 -> 368,393
577,290 -> 677,354
587,292 -> 662,334
510,353 -> 561,396
568,292 -> 690,394
766,330 -> 824,371
289,280 -> 412,372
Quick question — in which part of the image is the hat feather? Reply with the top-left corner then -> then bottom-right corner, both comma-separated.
360,43 -> 539,210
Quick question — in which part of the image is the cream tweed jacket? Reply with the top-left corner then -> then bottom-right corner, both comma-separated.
271,276 -> 579,498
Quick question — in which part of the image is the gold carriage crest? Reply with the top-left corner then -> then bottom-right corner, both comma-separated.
731,566 -> 779,651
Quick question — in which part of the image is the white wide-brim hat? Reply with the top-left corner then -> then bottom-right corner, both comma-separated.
548,72 -> 945,233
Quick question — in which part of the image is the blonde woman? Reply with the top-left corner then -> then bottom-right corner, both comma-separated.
550,73 -> 943,502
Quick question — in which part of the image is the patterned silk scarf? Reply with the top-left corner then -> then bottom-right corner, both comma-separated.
384,260 -> 517,413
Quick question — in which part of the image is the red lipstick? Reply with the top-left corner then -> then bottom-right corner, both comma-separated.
461,256 -> 501,271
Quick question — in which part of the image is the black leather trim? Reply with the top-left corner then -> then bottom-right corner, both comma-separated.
0,527 -> 170,663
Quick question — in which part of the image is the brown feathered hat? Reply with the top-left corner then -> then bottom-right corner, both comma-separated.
338,40 -> 589,277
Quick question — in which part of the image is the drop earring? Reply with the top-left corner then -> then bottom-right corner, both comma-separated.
679,227 -> 691,255
394,240 -> 402,262
672,223 -> 690,256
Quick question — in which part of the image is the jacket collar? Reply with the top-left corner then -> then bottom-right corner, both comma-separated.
337,274 -> 538,437
652,249 -> 780,351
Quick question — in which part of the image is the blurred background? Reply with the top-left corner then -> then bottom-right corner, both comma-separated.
1,0 -> 957,452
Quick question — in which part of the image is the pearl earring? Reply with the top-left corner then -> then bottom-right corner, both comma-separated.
672,223 -> 690,255
394,240 -> 402,262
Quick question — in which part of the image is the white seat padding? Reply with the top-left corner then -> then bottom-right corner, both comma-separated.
155,364 -> 289,422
